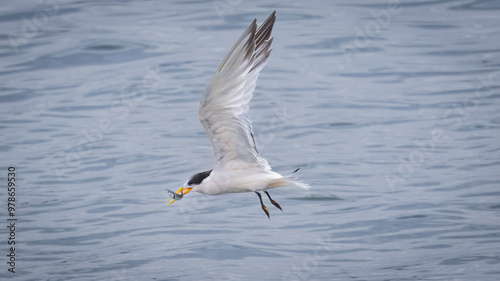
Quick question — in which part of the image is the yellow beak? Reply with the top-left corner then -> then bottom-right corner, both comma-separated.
166,187 -> 193,206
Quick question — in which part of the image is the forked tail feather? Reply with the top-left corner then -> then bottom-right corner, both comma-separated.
268,169 -> 310,190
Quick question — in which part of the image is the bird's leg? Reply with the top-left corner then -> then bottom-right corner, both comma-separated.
255,191 -> 270,219
264,191 -> 283,212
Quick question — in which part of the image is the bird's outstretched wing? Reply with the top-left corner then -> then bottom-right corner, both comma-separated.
199,11 -> 276,171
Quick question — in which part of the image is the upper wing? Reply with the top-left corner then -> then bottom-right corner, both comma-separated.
199,11 -> 276,171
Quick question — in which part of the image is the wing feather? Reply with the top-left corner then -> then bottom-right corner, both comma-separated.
199,11 -> 276,171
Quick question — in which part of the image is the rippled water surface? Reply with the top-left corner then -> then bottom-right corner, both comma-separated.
1,1 -> 500,280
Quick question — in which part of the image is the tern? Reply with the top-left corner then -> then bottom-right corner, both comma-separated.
166,11 -> 309,218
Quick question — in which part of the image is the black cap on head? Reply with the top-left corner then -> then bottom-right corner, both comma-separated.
187,170 -> 213,186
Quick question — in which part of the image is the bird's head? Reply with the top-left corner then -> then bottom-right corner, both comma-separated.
166,169 -> 213,206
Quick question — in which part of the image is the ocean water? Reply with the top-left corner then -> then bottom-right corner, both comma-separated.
1,0 -> 500,280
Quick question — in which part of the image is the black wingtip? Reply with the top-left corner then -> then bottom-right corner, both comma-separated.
292,167 -> 300,174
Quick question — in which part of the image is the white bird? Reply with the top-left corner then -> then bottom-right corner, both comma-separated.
166,11 -> 309,218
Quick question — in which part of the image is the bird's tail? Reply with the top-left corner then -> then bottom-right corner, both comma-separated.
268,168 -> 310,190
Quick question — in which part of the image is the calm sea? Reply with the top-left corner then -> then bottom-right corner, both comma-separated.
1,0 -> 499,280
